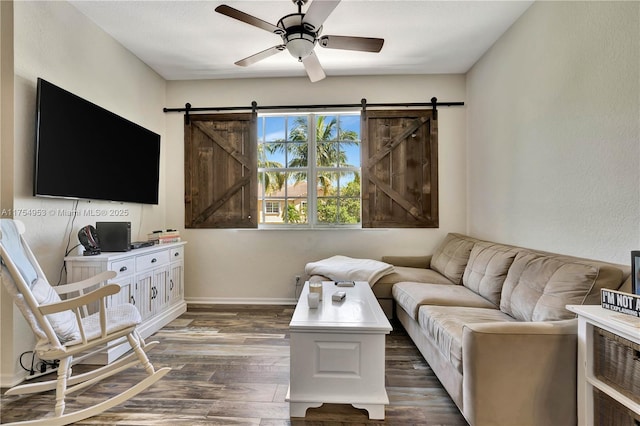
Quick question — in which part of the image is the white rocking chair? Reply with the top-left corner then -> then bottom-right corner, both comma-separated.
0,219 -> 170,425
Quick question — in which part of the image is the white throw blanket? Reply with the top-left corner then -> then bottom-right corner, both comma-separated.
305,255 -> 395,286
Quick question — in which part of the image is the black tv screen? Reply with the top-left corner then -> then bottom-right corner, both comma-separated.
34,78 -> 160,204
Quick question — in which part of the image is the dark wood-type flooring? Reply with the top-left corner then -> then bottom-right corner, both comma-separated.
1,305 -> 468,425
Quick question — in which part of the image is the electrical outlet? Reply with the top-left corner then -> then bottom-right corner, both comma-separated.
293,275 -> 303,301
26,360 -> 59,380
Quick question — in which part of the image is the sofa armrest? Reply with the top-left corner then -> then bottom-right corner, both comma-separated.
462,319 -> 578,426
381,255 -> 432,269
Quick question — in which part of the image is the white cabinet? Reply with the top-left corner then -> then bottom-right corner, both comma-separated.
168,247 -> 184,305
566,305 -> 640,426
132,248 -> 171,320
65,242 -> 186,363
103,256 -> 136,308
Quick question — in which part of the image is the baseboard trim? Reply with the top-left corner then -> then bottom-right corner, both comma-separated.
185,297 -> 298,306
138,301 -> 188,339
0,372 -> 26,389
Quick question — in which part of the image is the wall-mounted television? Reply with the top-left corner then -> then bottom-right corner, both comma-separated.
34,78 -> 161,205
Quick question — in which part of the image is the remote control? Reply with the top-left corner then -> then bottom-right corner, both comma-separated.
335,280 -> 355,287
332,291 -> 346,302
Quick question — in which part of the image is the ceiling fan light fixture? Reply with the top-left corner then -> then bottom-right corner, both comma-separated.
278,13 -> 317,60
285,33 -> 316,60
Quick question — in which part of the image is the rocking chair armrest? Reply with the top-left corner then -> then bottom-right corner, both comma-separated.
39,283 -> 121,315
54,271 -> 118,296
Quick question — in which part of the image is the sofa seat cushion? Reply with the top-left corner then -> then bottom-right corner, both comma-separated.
430,233 -> 478,285
393,282 -> 496,319
417,305 -> 517,374
374,267 -> 455,299
462,242 -> 518,307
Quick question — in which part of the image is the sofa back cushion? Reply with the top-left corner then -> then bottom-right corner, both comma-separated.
430,233 -> 476,285
500,251 -> 626,321
462,243 -> 518,307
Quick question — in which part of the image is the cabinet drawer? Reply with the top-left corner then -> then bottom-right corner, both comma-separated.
594,388 -> 640,426
109,258 -> 135,279
593,327 -> 640,403
170,246 -> 184,261
136,250 -> 170,272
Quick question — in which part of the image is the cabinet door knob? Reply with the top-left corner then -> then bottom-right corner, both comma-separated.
120,266 -> 127,272
130,296 -> 136,305
174,252 -> 180,257
151,258 -> 157,263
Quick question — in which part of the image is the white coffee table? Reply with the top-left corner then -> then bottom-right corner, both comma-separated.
287,281 -> 392,419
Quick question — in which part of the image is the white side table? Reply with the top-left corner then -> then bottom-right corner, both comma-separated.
566,305 -> 640,426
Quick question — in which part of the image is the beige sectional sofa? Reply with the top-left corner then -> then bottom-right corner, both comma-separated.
390,233 -> 631,425
310,233 -> 631,425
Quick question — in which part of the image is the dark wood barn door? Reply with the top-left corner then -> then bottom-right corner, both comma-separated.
361,109 -> 438,228
184,113 -> 257,228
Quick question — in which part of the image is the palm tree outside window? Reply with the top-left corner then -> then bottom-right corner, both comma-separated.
257,113 -> 361,227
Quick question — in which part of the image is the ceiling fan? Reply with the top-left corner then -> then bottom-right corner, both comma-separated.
215,0 -> 384,82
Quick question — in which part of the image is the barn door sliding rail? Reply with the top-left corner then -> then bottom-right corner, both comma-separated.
163,98 -> 465,124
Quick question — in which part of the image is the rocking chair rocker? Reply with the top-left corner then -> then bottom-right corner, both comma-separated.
0,219 -> 170,425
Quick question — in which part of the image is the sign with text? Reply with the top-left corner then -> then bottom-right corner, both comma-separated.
601,289 -> 640,317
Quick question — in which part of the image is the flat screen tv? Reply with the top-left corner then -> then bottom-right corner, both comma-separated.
34,78 -> 160,204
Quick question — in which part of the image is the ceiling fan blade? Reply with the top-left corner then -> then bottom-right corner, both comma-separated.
235,45 -> 286,67
302,51 -> 326,82
215,5 -> 281,34
319,35 -> 384,52
302,0 -> 341,32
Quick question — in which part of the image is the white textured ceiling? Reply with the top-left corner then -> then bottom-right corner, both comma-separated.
69,0 -> 533,81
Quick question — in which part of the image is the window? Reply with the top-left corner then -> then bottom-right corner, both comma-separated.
184,108 -> 438,229
257,113 -> 361,227
265,201 -> 280,214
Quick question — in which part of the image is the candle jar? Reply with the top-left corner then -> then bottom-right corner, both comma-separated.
309,282 -> 323,301
307,292 -> 320,308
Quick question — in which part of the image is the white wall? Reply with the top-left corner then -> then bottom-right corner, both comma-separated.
13,1 -> 167,279
0,0 -> 20,388
166,75 -> 467,302
1,0 -> 167,385
466,1 -> 640,263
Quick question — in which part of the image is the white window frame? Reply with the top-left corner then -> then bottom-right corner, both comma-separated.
258,111 -> 361,229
